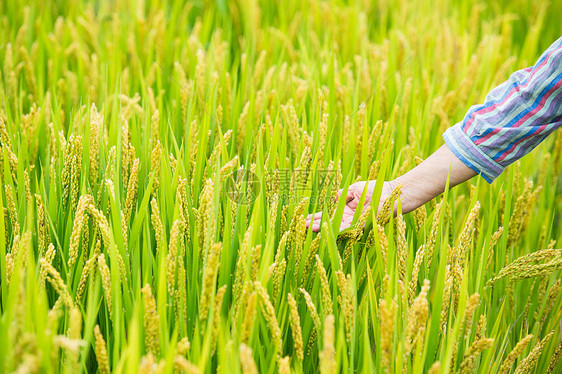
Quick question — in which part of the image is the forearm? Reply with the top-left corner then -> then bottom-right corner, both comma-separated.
390,144 -> 477,213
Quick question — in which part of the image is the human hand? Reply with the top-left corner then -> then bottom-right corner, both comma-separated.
305,180 -> 395,233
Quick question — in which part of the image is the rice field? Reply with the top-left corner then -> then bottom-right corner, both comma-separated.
0,0 -> 561,373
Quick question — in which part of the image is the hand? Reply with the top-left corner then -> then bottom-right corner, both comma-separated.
305,180 -> 395,233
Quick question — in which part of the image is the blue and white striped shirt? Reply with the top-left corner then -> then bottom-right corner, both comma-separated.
443,36 -> 562,183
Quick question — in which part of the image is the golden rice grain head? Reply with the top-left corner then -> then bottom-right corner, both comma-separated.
19,46 -> 37,96
176,249 -> 188,324
540,280 -> 561,330
408,245 -> 426,305
498,334 -> 533,374
18,231 -> 32,270
138,353 -> 156,374
97,254 -> 112,321
546,339 -> 562,374
0,116 -> 13,149
474,314 -> 487,341
197,178 -> 214,253
405,279 -> 430,355
458,338 -> 494,374
5,184 -> 20,235
96,146 -> 116,204
487,249 -> 562,287
81,213 -> 90,261
39,258 -> 74,309
513,331 -> 554,374
35,194 -> 50,257
176,337 -> 191,356
456,201 -> 481,266
123,158 -> 140,229
10,234 -> 20,263
6,148 -> 19,187
464,293 -> 480,337
89,103 -> 102,185
316,255 -> 333,315
121,119 -> 130,183
299,288 -> 321,333
396,214 -> 407,283
302,287 -> 322,354
272,258 -> 286,301
61,135 -> 73,206
319,314 -> 336,374
166,219 -> 183,295
200,242 -> 222,323
254,281 -> 283,357
76,256 -> 97,303
374,224 -> 388,269
150,141 -> 162,195
236,101 -> 250,147
45,243 -> 56,264
5,253 -> 14,287
23,170 -> 32,205
68,307 -> 82,355
287,293 -> 304,361
68,195 -> 93,267
70,136 -> 83,211
233,225 -> 253,312
250,244 -> 261,282
241,292 -> 257,344
150,198 -> 164,257
301,234 -> 321,288
425,202 -> 443,271
174,356 -> 200,374
335,271 -> 354,343
142,284 -> 160,356
486,226 -> 504,272
413,205 -> 427,234
151,109 -> 160,145
87,204 -> 112,248
506,181 -> 532,250
239,344 -> 258,374
278,356 -> 290,374
94,325 -> 110,374
377,183 -> 402,227
428,362 -> 441,374
220,155 -> 239,182
368,159 -> 381,180
440,264 -> 454,334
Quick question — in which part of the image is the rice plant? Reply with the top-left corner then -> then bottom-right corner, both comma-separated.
0,0 -> 561,373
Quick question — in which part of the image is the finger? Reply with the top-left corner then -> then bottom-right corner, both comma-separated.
306,211 -> 323,222
306,218 -> 321,230
306,218 -> 322,230
335,188 -> 355,203
311,221 -> 321,232
310,217 -> 323,227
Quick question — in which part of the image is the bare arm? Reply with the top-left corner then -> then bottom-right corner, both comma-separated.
306,143 -> 477,232
390,144 -> 477,213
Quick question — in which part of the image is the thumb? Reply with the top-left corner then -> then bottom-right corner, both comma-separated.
335,186 -> 355,203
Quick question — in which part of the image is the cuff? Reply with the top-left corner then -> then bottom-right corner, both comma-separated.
442,124 -> 505,184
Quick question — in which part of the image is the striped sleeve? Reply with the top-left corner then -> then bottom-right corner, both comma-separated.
443,36 -> 562,183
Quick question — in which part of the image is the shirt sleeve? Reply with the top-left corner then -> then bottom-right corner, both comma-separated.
443,36 -> 562,183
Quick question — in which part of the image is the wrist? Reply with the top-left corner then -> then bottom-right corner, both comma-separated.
390,175 -> 435,214
388,178 -> 416,214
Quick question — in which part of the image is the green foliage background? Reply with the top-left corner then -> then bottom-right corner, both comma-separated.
0,0 -> 561,373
